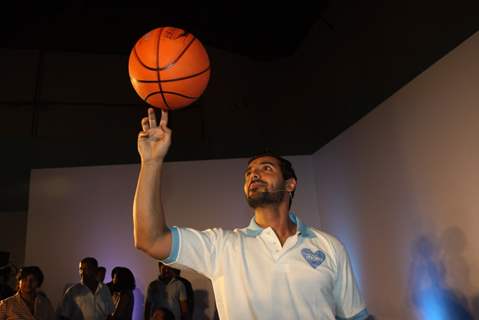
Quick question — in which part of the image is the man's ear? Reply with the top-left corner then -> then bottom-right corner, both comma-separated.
285,178 -> 297,193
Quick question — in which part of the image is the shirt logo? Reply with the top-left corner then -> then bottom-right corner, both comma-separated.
301,248 -> 326,269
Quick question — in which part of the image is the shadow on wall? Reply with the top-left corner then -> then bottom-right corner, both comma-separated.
408,228 -> 474,320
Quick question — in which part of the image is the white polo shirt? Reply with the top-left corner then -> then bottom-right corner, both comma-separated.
163,213 -> 368,320
60,281 -> 114,320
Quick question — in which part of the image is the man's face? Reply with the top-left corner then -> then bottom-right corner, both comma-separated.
79,262 -> 96,282
158,264 -> 174,281
96,269 -> 106,283
18,274 -> 39,294
244,156 -> 287,208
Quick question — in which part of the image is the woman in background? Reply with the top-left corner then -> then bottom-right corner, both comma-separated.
110,267 -> 135,320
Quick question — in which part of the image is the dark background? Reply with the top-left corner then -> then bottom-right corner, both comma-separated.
1,0 -> 479,212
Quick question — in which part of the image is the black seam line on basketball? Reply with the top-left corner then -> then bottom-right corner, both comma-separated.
146,36 -> 198,72
145,91 -> 198,100
133,48 -> 157,71
134,66 -> 210,83
162,36 -> 197,71
132,36 -> 198,72
156,28 -> 170,111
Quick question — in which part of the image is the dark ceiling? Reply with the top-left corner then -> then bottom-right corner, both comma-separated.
1,1 -> 321,59
1,0 -> 479,211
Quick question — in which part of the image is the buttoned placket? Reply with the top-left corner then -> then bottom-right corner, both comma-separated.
260,227 -> 300,261
92,284 -> 101,318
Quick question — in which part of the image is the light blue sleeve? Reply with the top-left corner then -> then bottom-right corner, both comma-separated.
160,226 -> 224,279
332,239 -> 368,320
162,226 -> 181,264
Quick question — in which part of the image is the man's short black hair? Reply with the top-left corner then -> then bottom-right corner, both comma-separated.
80,257 -> 98,269
247,152 -> 297,204
17,266 -> 44,287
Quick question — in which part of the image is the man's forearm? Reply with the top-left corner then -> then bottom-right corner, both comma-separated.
133,161 -> 171,259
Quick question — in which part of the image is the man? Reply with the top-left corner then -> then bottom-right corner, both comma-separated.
144,263 -> 189,320
133,108 -> 369,319
60,257 -> 114,320
0,266 -> 55,320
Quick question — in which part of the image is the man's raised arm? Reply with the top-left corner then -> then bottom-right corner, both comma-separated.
133,108 -> 172,260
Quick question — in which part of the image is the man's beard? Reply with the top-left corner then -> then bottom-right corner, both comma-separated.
246,189 -> 285,208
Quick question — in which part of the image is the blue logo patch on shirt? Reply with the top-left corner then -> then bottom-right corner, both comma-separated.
301,248 -> 326,269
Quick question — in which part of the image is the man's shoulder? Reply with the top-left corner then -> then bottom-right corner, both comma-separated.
302,226 -> 347,254
0,292 -> 18,305
177,226 -> 235,239
306,226 -> 338,240
169,278 -> 186,288
177,276 -> 192,287
64,282 -> 85,295
147,279 -> 161,288
97,282 -> 112,295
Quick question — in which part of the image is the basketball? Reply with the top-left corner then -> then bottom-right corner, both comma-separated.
128,27 -> 211,110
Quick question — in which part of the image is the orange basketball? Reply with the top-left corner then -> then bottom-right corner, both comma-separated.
128,27 -> 211,110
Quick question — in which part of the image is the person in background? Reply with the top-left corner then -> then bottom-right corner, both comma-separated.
144,263 -> 188,320
110,267 -> 135,320
106,267 -> 121,295
60,257 -> 114,320
97,266 -> 106,284
0,266 -> 55,320
150,307 -> 175,320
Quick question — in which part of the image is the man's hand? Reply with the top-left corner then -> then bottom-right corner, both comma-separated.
138,108 -> 172,164
134,107 -> 172,259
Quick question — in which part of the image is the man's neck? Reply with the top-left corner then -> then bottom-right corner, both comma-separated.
83,279 -> 99,294
254,204 -> 296,246
159,276 -> 173,284
19,290 -> 36,303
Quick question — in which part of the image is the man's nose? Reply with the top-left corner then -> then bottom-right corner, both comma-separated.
251,172 -> 260,181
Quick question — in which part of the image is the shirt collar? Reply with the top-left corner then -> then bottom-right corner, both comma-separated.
158,277 -> 177,285
80,280 -> 103,294
243,212 -> 315,238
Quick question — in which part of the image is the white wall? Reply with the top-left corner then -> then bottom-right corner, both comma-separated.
25,155 -> 318,319
312,32 -> 479,319
21,21 -> 479,320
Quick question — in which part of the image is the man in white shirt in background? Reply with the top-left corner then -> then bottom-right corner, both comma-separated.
60,257 -> 114,320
